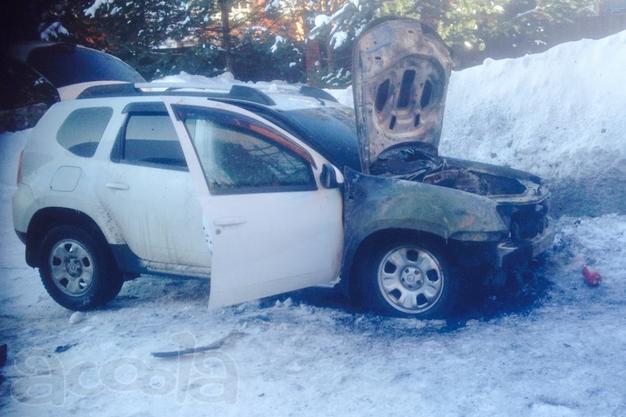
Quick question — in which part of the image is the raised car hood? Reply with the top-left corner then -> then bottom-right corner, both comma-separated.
352,18 -> 452,173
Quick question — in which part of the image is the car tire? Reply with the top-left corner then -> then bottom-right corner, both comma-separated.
39,225 -> 123,311
355,239 -> 459,318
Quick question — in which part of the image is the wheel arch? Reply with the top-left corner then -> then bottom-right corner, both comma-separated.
25,207 -> 115,268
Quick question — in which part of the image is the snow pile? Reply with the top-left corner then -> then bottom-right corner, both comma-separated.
326,85 -> 353,107
440,31 -> 626,216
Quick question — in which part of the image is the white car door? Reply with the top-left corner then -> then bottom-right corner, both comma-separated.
164,98 -> 344,308
99,104 -> 210,270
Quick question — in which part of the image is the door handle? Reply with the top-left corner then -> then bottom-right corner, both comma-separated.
213,217 -> 247,227
105,182 -> 130,190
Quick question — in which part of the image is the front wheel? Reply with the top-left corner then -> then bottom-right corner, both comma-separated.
356,240 -> 459,318
39,225 -> 123,311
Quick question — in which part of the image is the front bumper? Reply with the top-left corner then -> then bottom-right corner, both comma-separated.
496,225 -> 555,269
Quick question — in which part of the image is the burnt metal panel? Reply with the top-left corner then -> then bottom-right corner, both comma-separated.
340,167 -> 508,279
352,17 -> 452,172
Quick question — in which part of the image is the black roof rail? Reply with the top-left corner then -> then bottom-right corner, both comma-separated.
77,82 -> 341,106
77,82 -> 277,105
229,85 -> 275,105
299,85 -> 338,103
77,83 -> 139,99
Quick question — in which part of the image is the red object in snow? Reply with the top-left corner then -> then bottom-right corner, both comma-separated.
582,265 -> 602,287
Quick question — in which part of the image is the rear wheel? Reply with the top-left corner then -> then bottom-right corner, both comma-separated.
39,225 -> 123,311
356,240 -> 459,318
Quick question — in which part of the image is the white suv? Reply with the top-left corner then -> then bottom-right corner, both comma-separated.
13,86 -> 348,309
12,19 -> 554,317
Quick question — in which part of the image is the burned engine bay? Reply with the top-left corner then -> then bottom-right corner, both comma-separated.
370,145 -> 528,196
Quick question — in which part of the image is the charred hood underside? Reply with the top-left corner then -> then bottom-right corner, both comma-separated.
352,17 -> 540,198
371,145 -> 530,196
352,18 -> 452,173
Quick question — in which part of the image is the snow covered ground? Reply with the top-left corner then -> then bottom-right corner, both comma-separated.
2,33 -> 626,417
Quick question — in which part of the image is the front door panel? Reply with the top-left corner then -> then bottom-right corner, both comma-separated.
165,99 -> 343,308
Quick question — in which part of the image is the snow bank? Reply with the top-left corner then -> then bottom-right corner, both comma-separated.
327,31 -> 626,216
441,31 -> 626,180
326,85 -> 353,107
440,31 -> 626,216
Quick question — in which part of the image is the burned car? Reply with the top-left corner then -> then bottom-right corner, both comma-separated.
12,18 -> 553,317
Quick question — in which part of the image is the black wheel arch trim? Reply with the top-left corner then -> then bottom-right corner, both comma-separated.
25,207 -> 115,269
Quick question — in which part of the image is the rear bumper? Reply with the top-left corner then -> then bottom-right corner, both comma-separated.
496,225 -> 555,269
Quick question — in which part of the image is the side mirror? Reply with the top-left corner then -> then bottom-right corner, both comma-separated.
320,163 -> 340,189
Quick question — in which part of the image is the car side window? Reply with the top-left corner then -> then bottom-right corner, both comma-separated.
57,107 -> 113,157
117,114 -> 188,170
182,109 -> 316,194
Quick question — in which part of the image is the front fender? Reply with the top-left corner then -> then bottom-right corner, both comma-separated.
341,168 -> 508,277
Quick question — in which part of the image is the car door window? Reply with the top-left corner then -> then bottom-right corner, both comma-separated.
115,114 -> 188,170
182,109 -> 316,194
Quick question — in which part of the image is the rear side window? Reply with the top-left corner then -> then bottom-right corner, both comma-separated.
117,114 -> 187,170
57,107 -> 113,157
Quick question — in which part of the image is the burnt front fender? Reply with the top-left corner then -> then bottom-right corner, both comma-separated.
341,168 -> 508,278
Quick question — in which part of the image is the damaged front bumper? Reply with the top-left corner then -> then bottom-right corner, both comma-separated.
496,224 -> 555,269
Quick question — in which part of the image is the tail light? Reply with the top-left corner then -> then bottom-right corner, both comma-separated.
16,150 -> 24,185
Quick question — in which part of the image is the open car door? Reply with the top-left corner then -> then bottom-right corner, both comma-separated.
164,98 -> 343,308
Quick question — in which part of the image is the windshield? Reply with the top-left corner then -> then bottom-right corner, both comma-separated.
281,106 -> 361,171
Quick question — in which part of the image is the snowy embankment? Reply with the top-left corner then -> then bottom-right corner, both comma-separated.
440,31 -> 626,216
327,31 -> 626,217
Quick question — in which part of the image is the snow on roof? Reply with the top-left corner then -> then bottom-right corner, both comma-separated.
152,72 -> 342,111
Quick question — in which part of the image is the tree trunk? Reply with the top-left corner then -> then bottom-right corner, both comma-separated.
219,0 -> 233,73
304,39 -> 321,85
